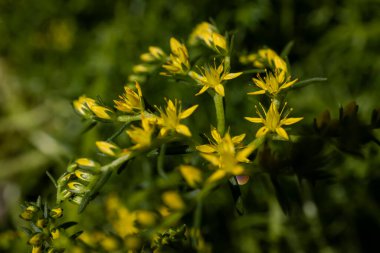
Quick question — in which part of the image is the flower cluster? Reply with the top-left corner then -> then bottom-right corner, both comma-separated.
21,21 -> 311,253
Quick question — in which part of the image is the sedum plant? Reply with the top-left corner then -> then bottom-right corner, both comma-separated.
19,21 -> 380,253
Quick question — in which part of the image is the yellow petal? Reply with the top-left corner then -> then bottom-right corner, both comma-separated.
231,165 -> 244,175
245,117 -> 264,123
96,141 -> 118,157
195,86 -> 209,96
90,105 -> 112,119
179,165 -> 203,188
247,90 -> 266,95
176,124 -> 192,136
196,144 -> 216,153
232,133 -> 246,144
214,84 -> 225,96
280,78 -> 297,90
180,105 -> 198,119
281,117 -> 303,125
256,126 -> 269,137
223,72 -> 243,80
201,153 -> 220,167
206,170 -> 227,184
212,32 -> 227,50
276,127 -> 289,140
170,37 -> 182,54
211,128 -> 222,143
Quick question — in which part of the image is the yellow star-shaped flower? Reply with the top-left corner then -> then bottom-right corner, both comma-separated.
189,61 -> 242,97
248,69 -> 297,96
156,99 -> 198,137
245,101 -> 303,140
114,82 -> 144,114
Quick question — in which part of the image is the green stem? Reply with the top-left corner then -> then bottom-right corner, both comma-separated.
213,93 -> 225,135
192,198 -> 203,247
157,143 -> 167,178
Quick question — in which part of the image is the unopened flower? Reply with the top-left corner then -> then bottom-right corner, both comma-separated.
96,141 -> 120,157
240,48 -> 288,72
73,95 -> 96,118
162,37 -> 190,75
245,101 -> 303,140
189,22 -> 227,53
189,61 -> 242,96
156,99 -> 198,137
140,46 -> 166,62
248,69 -> 297,96
162,191 -> 185,210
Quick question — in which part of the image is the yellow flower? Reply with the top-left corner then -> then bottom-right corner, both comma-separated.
196,127 -> 245,155
156,99 -> 198,137
178,165 -> 203,188
189,22 -> 227,53
162,37 -> 190,75
189,22 -> 217,45
241,48 -> 288,72
189,61 -> 242,97
245,101 -> 303,140
126,116 -> 155,150
196,128 -> 255,183
106,195 -> 139,237
248,69 -> 297,96
73,95 -> 96,118
114,82 -> 143,114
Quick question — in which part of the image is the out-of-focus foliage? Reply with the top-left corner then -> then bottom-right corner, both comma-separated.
0,0 -> 379,252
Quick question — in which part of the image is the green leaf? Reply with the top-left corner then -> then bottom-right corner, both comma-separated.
281,40 -> 295,58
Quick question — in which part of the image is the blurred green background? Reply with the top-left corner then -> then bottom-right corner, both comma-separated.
1,0 -> 380,252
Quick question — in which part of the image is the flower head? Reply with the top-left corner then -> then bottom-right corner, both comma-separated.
245,101 -> 303,140
162,37 -> 190,75
189,61 -> 242,96
156,99 -> 198,137
240,48 -> 288,72
73,95 -> 113,120
114,82 -> 144,114
196,128 -> 255,183
248,69 -> 297,96
189,22 -> 227,54
126,116 -> 155,150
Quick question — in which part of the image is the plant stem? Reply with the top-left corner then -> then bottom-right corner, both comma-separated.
213,93 -> 225,135
157,143 -> 167,178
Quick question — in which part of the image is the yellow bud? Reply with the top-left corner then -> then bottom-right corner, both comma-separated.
96,141 -> 119,157
162,191 -> 185,210
28,233 -> 44,246
50,228 -> 60,240
50,207 -> 63,219
75,158 -> 97,168
90,105 -> 112,119
135,210 -> 157,227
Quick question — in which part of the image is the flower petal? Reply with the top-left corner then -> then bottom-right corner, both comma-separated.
201,154 -> 220,167
206,170 -> 227,184
176,124 -> 192,136
281,117 -> 303,125
223,72 -> 243,80
256,127 -> 269,137
196,144 -> 216,153
214,84 -> 225,96
245,117 -> 264,123
232,133 -> 246,144
211,128 -> 222,143
180,105 -> 198,119
247,90 -> 266,95
276,127 -> 289,140
195,86 -> 209,96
